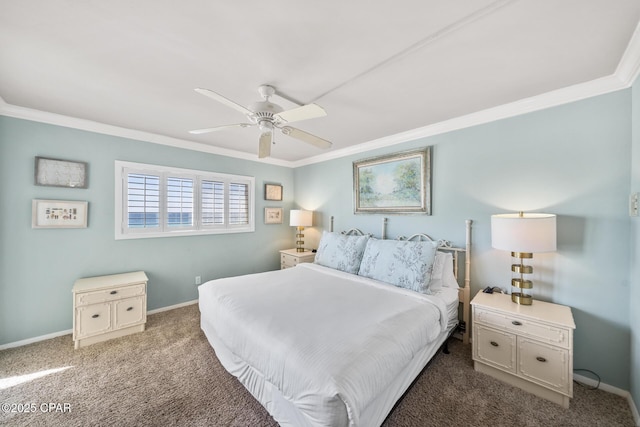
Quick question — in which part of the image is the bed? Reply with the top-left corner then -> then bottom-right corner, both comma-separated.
198,218 -> 472,426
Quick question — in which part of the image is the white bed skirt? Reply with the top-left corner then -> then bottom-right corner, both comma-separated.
201,315 -> 455,427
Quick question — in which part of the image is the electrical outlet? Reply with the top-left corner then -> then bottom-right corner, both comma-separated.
195,276 -> 201,285
630,193 -> 639,217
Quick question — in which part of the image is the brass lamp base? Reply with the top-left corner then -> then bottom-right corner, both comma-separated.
511,251 -> 534,305
295,226 -> 305,252
511,292 -> 533,305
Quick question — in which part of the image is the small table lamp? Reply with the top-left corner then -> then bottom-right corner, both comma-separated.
290,210 -> 313,252
491,212 -> 557,305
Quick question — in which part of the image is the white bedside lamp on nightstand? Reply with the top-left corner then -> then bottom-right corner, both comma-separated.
290,210 -> 313,253
491,212 -> 556,305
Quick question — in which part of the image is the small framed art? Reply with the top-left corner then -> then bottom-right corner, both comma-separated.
264,207 -> 283,224
32,199 -> 88,229
264,184 -> 283,201
35,156 -> 88,188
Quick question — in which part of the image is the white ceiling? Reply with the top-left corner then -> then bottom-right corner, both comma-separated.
1,1 -> 640,165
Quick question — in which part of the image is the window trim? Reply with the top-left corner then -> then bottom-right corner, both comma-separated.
115,160 -> 255,240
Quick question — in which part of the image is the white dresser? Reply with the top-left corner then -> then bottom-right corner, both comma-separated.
72,271 -> 148,349
471,291 -> 575,408
279,249 -> 316,269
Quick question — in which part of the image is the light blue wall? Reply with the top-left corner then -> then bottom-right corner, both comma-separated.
0,116 -> 295,345
631,78 -> 640,413
295,90 -> 633,389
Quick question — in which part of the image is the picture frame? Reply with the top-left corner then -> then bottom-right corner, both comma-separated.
32,199 -> 88,229
264,207 -> 283,224
35,156 -> 88,188
264,183 -> 283,201
353,147 -> 431,215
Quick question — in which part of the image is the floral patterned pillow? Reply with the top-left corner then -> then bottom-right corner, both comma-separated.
357,238 -> 438,294
314,231 -> 370,274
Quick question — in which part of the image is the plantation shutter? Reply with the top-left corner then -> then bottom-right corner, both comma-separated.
126,173 -> 160,229
166,176 -> 194,228
201,180 -> 225,226
229,182 -> 249,225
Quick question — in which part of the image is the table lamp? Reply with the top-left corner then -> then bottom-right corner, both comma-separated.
290,210 -> 313,252
491,212 -> 557,305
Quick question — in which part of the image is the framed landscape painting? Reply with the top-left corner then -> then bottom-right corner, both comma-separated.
353,147 -> 431,214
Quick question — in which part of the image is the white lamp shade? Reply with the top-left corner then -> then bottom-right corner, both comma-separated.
290,210 -> 313,227
491,213 -> 556,253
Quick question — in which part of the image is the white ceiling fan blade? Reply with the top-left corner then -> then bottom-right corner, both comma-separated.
194,88 -> 253,116
258,132 -> 272,158
280,126 -> 332,149
189,123 -> 253,134
274,103 -> 326,124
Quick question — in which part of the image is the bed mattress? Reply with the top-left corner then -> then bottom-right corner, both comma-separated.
199,263 -> 458,427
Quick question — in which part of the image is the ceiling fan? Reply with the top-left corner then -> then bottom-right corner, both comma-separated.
190,85 -> 332,158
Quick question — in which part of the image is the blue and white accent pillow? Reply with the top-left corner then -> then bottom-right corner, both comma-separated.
314,231 -> 370,274
358,238 -> 438,294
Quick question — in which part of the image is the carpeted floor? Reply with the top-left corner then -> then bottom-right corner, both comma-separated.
0,304 -> 635,426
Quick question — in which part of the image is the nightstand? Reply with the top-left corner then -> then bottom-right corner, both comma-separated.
279,249 -> 315,269
72,271 -> 148,349
471,291 -> 575,408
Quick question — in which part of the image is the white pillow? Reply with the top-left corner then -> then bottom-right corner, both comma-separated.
428,251 -> 447,293
428,252 -> 460,291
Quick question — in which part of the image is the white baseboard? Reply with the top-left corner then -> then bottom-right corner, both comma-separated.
574,373 -> 639,425
147,299 -> 198,315
0,299 -> 199,351
0,329 -> 73,351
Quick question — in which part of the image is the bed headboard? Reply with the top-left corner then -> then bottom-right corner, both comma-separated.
330,216 -> 472,345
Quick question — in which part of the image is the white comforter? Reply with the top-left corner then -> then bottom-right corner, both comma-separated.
198,263 -> 448,426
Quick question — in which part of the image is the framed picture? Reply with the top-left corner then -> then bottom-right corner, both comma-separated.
35,156 -> 88,188
353,147 -> 431,214
264,207 -> 283,224
32,199 -> 88,228
264,183 -> 283,201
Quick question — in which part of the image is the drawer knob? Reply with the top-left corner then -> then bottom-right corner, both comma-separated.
91,314 -> 99,319
490,341 -> 499,347
127,307 -> 134,311
536,356 -> 547,363
511,320 -> 522,326
110,290 -> 118,295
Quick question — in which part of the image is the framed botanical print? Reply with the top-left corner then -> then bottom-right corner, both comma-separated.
264,207 -> 283,224
264,183 -> 283,201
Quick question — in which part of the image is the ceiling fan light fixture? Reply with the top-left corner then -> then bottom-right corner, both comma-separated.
258,120 -> 273,132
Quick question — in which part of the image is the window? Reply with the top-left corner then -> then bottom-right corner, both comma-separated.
115,161 -> 254,239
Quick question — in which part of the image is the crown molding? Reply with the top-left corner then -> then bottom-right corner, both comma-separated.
291,74 -> 628,167
616,20 -> 640,87
3,19 -> 640,170
0,100 -> 291,167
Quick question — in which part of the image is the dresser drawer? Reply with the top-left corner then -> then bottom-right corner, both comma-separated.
475,307 -> 570,348
474,325 -> 517,373
75,283 -> 146,306
76,303 -> 112,339
115,296 -> 146,328
518,338 -> 571,395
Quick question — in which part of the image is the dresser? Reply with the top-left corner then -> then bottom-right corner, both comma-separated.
471,291 -> 575,408
72,271 -> 148,349
279,249 -> 316,269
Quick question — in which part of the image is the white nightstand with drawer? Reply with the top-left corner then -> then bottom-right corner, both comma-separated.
471,291 -> 575,408
279,249 -> 315,269
72,271 -> 148,349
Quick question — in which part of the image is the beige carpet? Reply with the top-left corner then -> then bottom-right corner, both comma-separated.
0,304 -> 635,427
